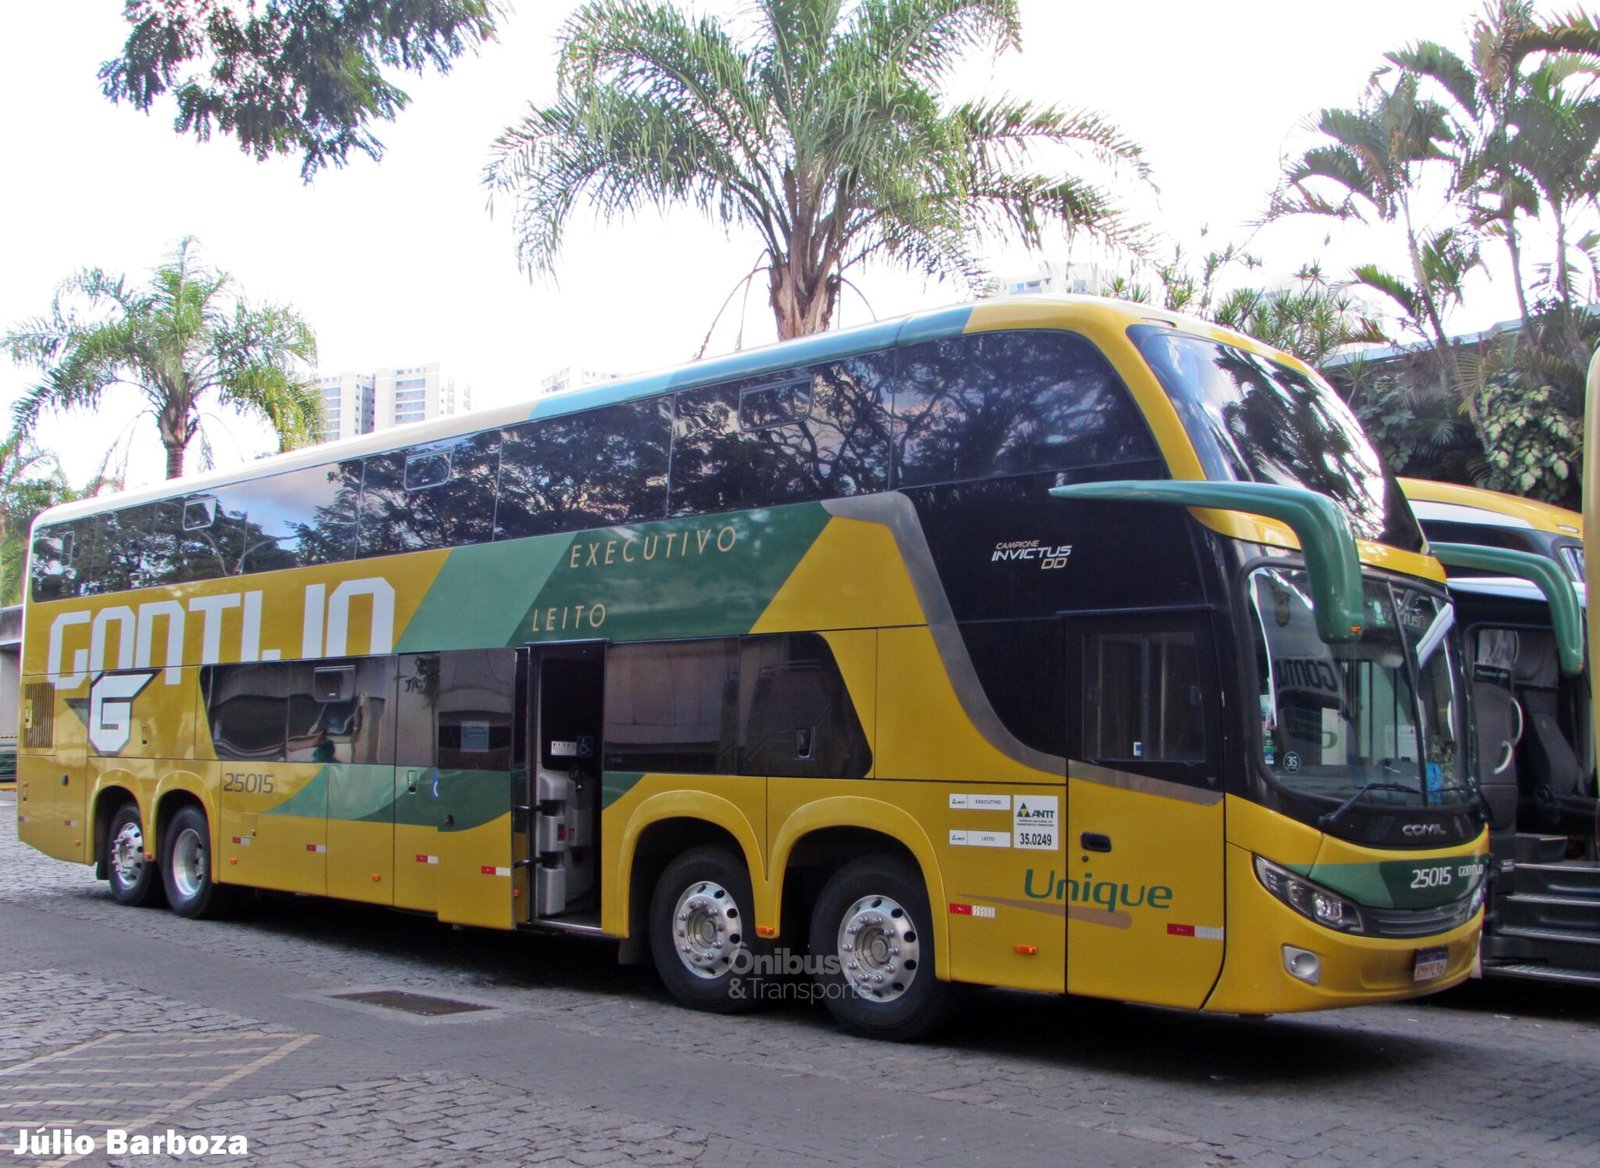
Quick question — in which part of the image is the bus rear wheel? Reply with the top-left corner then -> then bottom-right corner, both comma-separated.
161,806 -> 229,919
106,802 -> 164,908
649,846 -> 762,1014
809,856 -> 952,1041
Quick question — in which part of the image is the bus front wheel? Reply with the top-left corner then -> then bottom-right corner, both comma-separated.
161,806 -> 228,920
106,802 -> 164,908
649,846 -> 762,1014
809,856 -> 952,1041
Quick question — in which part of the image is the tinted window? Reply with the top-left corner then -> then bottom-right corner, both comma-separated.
604,640 -> 739,774
79,507 -> 156,594
1083,630 -> 1206,764
1133,327 -> 1422,550
30,521 -> 82,601
193,461 -> 361,577
894,331 -> 1155,487
359,432 -> 499,557
204,658 -> 393,764
496,399 -> 672,539
670,356 -> 892,514
962,620 -> 1066,757
603,635 -> 871,777
738,634 -> 871,777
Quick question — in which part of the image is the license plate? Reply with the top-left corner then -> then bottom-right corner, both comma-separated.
1413,945 -> 1449,982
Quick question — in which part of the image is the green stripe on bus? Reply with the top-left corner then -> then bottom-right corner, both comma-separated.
400,537 -> 572,652
602,771 -> 644,809
518,504 -> 833,642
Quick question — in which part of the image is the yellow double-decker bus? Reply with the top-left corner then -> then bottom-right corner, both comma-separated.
17,297 -> 1488,1039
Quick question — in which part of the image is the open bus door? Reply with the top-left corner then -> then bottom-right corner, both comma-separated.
517,642 -> 604,924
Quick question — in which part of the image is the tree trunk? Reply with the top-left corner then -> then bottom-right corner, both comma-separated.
158,400 -> 190,479
767,255 -> 838,340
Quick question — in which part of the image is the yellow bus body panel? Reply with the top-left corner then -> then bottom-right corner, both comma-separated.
1209,798 -> 1486,1012
1063,774 -> 1226,1008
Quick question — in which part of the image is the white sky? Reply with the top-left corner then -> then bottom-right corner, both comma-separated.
0,0 -> 1542,490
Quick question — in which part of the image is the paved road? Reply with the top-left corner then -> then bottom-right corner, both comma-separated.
2,790 -> 1599,1168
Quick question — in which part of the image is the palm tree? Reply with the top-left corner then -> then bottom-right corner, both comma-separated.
3,237 -> 321,480
484,0 -> 1147,340
1272,70 -> 1469,392
1388,1 -> 1600,334
1508,61 -> 1600,325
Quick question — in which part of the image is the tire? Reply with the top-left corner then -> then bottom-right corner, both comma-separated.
809,855 -> 953,1041
649,846 -> 763,1014
105,802 -> 165,908
161,805 -> 230,919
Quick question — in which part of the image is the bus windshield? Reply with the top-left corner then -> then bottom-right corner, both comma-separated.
1132,326 -> 1424,552
1251,566 -> 1469,811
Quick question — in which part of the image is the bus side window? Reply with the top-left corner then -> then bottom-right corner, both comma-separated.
29,521 -> 80,601
204,663 -> 291,762
496,399 -> 671,540
737,633 -> 871,778
359,432 -> 499,556
894,331 -> 1156,489
670,356 -> 892,514
1081,627 -> 1210,779
604,641 -> 739,775
201,461 -> 361,577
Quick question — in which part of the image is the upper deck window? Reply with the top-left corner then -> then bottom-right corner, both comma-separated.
1132,326 -> 1422,551
893,331 -> 1156,488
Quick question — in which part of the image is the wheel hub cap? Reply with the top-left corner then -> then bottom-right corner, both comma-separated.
671,880 -> 743,980
112,822 -> 145,885
837,894 -> 920,1002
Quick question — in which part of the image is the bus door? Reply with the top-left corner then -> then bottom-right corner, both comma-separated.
392,649 -> 520,928
1065,611 -> 1227,1008
518,642 -> 603,923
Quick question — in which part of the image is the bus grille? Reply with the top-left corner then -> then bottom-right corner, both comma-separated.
22,683 -> 53,749
1362,897 -> 1476,939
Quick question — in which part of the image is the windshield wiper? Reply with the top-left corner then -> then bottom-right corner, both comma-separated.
1318,782 -> 1418,831
1431,782 -> 1491,826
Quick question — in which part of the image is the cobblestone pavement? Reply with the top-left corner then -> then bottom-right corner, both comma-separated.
3,789 -> 1600,1167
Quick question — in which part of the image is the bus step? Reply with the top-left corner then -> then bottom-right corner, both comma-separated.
1482,961 -> 1600,987
1512,834 -> 1574,863
1491,922 -> 1600,947
1508,860 -> 1600,899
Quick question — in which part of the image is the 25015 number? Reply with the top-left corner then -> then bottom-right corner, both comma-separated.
1410,866 -> 1452,890
223,772 -> 275,794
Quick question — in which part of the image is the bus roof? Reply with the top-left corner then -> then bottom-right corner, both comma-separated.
1400,477 -> 1584,540
35,294 -> 1306,525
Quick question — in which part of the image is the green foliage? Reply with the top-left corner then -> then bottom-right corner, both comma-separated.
1212,268 -> 1387,368
101,1 -> 503,178
1476,375 -> 1583,504
485,0 -> 1147,339
3,237 -> 322,480
1338,362 -> 1484,482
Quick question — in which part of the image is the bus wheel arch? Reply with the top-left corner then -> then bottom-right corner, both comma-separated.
101,794 -> 164,908
91,784 -> 139,878
647,842 -> 767,1014
156,797 -> 230,919
808,853 -> 956,1041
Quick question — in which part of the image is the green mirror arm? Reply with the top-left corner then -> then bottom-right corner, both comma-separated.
1430,542 -> 1585,677
1049,480 -> 1365,643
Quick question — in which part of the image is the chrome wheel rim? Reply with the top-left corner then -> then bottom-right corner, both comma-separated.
171,826 -> 206,901
671,879 -> 744,980
836,894 -> 920,1002
111,820 -> 145,887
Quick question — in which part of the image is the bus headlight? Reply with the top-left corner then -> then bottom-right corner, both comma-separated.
1253,856 -> 1364,933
